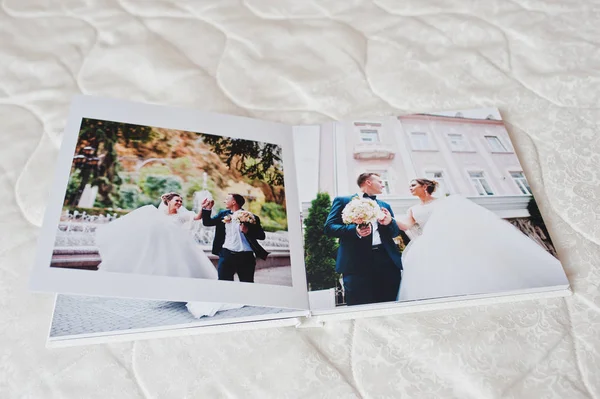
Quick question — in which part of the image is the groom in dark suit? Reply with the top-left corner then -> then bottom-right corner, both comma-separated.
201,193 -> 268,283
324,173 -> 404,305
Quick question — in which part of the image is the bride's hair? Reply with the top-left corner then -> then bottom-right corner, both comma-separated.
413,178 -> 438,194
161,192 -> 182,205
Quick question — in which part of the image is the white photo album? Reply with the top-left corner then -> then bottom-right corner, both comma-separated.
29,96 -> 571,347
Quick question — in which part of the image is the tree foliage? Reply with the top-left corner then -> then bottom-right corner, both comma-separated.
140,175 -> 183,203
304,192 -> 340,291
70,121 -> 287,228
117,184 -> 141,210
201,134 -> 285,202
65,168 -> 82,205
258,202 -> 288,232
76,118 -> 154,207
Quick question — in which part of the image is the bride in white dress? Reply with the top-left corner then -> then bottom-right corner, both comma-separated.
95,192 -> 242,317
395,178 -> 568,302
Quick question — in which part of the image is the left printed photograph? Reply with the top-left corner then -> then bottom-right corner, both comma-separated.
53,118 -> 290,286
30,96 -> 309,310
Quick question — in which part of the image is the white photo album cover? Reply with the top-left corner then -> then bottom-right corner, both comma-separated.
34,97 -> 570,346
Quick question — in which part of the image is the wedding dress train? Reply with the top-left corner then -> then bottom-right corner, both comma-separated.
95,204 -> 243,318
398,195 -> 568,302
95,205 -> 217,278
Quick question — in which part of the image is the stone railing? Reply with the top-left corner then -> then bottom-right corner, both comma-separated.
60,209 -> 121,224
55,212 -> 290,250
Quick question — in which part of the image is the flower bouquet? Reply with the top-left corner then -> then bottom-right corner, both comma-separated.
342,197 -> 383,228
231,210 -> 256,225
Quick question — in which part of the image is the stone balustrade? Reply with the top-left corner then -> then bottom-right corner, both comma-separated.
53,211 -> 291,270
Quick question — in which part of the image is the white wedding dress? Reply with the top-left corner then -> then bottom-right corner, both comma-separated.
397,195 -> 568,302
95,204 -> 243,318
96,204 -> 216,278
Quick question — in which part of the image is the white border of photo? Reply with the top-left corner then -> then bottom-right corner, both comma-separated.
30,95 -> 310,311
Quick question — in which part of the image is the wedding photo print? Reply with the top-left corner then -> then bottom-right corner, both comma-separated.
303,109 -> 569,311
51,117 -> 292,288
30,97 -> 310,311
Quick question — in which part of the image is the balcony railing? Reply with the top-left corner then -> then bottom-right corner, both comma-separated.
353,142 -> 395,160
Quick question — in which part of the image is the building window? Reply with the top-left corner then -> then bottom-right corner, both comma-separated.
410,132 -> 433,150
360,129 -> 379,143
468,171 -> 494,195
485,135 -> 508,152
510,171 -> 532,195
425,171 -> 451,196
447,133 -> 469,151
367,170 -> 391,195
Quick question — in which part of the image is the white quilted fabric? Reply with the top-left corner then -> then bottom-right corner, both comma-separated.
1,1 -> 599,398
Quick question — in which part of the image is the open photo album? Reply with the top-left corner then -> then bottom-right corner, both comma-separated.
29,96 -> 571,347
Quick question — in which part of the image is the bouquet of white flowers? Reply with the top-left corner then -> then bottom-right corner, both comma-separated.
342,197 -> 383,228
231,210 -> 256,224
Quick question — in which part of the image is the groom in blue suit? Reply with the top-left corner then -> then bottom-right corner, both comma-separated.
324,173 -> 404,305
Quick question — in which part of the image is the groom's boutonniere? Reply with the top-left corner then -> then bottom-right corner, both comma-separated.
222,215 -> 232,223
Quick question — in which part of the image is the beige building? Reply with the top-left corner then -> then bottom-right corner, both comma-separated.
313,112 -> 534,220
297,112 -> 556,256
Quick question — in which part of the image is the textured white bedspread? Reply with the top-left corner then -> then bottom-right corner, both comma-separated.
1,1 -> 599,397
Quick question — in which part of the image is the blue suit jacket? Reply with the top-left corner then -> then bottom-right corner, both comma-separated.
324,195 -> 403,274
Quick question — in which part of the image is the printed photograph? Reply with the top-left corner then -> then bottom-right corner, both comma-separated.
52,118 -> 292,287
302,109 -> 568,310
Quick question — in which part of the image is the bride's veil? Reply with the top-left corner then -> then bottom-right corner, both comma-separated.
157,200 -> 169,213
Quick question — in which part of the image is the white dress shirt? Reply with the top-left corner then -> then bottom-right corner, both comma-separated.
223,215 -> 253,252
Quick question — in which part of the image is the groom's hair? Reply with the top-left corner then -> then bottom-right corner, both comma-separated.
357,172 -> 380,187
229,193 -> 246,208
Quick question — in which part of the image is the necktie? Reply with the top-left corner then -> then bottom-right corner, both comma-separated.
363,193 -> 377,200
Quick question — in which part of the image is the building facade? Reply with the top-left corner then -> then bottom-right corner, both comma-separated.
338,114 -> 530,195
309,113 -> 556,255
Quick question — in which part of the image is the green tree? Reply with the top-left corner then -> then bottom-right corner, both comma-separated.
304,192 -> 339,291
140,175 -> 183,202
134,193 -> 155,208
64,168 -> 82,206
118,184 -> 141,210
258,202 -> 288,231
77,118 -> 154,207
201,134 -> 285,203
